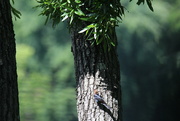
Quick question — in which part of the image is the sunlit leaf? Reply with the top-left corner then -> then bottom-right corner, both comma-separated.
69,15 -> 74,25
67,0 -> 70,4
78,27 -> 88,33
87,24 -> 96,28
79,17 -> 90,21
110,41 -> 115,46
62,15 -> 68,22
75,0 -> 81,4
75,9 -> 85,16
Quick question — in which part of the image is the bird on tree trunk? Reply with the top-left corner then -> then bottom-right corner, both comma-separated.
94,90 -> 111,110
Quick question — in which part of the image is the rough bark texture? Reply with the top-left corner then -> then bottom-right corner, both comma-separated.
71,23 -> 122,121
0,0 -> 20,121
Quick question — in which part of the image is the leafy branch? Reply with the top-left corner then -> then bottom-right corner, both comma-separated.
36,0 -> 124,48
36,0 -> 153,48
11,0 -> 21,20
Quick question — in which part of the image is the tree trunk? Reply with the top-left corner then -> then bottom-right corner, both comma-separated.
71,23 -> 122,121
0,0 -> 20,121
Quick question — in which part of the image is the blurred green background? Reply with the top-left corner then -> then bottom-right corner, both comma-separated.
13,0 -> 180,121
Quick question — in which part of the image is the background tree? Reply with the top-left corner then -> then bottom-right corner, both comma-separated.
0,0 -> 20,121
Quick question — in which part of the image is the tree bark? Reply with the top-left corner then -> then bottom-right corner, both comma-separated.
71,23 -> 122,121
0,0 -> 20,121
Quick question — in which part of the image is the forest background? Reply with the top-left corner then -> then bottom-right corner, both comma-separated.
13,0 -> 180,121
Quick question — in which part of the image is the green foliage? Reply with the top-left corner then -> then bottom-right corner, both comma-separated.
11,0 -> 21,20
36,0 -> 124,48
130,0 -> 154,11
35,0 -> 155,50
11,6 -> 21,19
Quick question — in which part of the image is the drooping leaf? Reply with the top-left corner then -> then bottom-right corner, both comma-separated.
137,0 -> 145,5
11,6 -> 21,19
146,0 -> 154,11
44,15 -> 50,25
69,15 -> 74,25
11,0 -> 15,4
135,0 -> 153,11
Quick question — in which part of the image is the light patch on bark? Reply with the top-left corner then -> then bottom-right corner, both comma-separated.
77,71 -> 119,121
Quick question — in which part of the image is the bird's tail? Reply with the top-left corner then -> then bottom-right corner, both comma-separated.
102,103 -> 111,110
